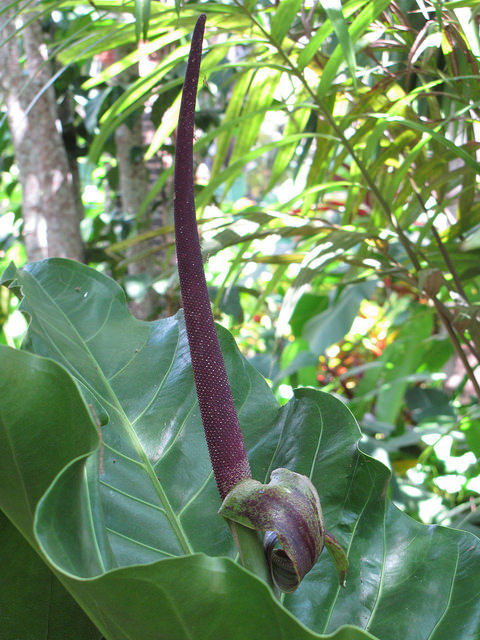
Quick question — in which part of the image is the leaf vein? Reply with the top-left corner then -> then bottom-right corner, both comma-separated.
428,545 -> 460,638
177,471 -> 214,518
100,479 -> 167,513
106,527 -> 175,557
131,324 -> 180,425
322,464 -> 376,631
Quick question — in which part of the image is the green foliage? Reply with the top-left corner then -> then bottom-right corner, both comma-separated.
1,0 -> 480,635
1,259 -> 480,639
0,513 -> 101,640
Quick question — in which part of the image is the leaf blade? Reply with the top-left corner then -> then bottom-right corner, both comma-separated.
271,0 -> 303,45
319,0 -> 357,91
1,260 -> 480,639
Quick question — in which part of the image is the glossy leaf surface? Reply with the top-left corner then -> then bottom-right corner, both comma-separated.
0,513 -> 101,640
0,259 -> 479,640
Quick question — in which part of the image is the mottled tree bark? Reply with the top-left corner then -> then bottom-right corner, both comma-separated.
0,6 -> 84,262
112,48 -> 165,320
114,116 -> 156,316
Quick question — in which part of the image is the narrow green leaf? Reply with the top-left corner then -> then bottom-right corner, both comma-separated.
89,64 -> 188,163
300,102 -> 338,214
221,67 -> 282,196
267,103 -> 312,191
271,0 -> 303,45
318,0 -> 392,97
198,133 -> 323,208
298,20 -> 333,70
319,0 -> 357,91
134,0 -> 151,41
145,91 -> 181,160
368,112 -> 480,174
242,254 -> 306,264
81,30 -> 189,90
211,70 -> 255,179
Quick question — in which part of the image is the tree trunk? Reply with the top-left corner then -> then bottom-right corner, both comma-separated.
115,115 -> 160,320
112,47 -> 166,320
0,6 -> 84,262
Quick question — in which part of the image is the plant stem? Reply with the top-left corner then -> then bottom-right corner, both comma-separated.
174,14 -> 276,593
229,522 -> 279,596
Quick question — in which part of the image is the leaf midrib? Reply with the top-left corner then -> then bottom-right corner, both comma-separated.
21,267 -> 194,557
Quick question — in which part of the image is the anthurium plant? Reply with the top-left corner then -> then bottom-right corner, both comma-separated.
0,14 -> 479,640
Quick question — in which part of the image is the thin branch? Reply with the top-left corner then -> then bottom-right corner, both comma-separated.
431,225 -> 469,301
408,175 -> 480,368
432,298 -> 480,400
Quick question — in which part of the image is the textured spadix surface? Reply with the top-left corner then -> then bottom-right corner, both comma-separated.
0,259 -> 479,640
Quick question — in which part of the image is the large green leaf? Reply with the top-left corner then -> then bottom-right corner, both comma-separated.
0,512 -> 101,639
304,281 -> 376,356
1,259 -> 479,639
